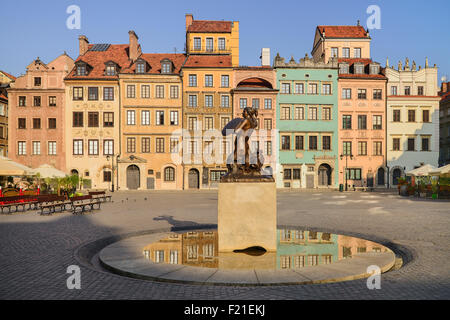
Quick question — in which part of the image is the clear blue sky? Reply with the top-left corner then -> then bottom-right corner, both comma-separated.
2,0 -> 449,84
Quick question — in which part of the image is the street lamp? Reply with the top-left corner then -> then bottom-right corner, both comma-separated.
340,153 -> 353,191
106,154 -> 116,192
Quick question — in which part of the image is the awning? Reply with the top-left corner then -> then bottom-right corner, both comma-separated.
0,156 -> 33,176
28,164 -> 66,178
406,164 -> 437,177
429,164 -> 450,177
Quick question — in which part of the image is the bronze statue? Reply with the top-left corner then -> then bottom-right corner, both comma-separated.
221,107 -> 273,182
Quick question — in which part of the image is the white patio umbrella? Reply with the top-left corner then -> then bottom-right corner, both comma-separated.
406,164 -> 437,177
429,164 -> 450,176
28,164 -> 66,178
0,156 -> 33,176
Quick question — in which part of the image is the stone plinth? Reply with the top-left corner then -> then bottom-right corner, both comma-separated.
218,182 -> 277,252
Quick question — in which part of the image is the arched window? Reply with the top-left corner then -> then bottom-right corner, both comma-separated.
164,167 -> 175,181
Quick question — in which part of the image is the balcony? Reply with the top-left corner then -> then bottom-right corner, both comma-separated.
189,46 -> 232,54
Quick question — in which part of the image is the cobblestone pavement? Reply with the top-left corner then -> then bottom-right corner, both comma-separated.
0,190 -> 449,299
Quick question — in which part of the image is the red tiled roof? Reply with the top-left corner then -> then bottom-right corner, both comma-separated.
183,55 -> 232,68
188,20 -> 232,33
122,53 -> 187,74
236,77 -> 273,89
0,70 -> 16,81
317,25 -> 368,38
338,58 -> 387,80
234,66 -> 272,70
66,44 -> 131,80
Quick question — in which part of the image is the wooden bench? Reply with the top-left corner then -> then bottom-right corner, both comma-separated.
70,195 -> 101,214
38,195 -> 71,215
88,191 -> 112,202
0,195 -> 33,214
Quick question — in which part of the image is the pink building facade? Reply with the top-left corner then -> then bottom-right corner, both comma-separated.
8,53 -> 74,171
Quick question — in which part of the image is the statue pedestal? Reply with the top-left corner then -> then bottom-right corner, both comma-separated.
218,182 -> 277,252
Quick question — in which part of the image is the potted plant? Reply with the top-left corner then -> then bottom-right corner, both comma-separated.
397,177 -> 408,196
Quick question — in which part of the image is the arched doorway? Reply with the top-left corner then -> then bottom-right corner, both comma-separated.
126,165 -> 140,190
188,169 -> 199,189
318,164 -> 332,186
70,169 -> 79,176
377,168 -> 385,186
392,168 -> 402,185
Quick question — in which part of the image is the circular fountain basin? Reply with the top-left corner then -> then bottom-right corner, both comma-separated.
99,228 -> 396,285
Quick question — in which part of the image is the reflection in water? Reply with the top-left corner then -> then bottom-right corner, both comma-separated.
142,229 -> 391,270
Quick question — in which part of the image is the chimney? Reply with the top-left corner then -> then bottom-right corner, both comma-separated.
261,48 -> 270,67
186,14 -> 193,31
128,30 -> 140,62
78,35 -> 89,56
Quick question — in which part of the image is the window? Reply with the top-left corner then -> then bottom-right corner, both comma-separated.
265,141 -> 272,155
358,115 -> 367,129
204,117 -> 213,130
422,110 -> 430,123
49,96 -> 56,106
127,137 -> 136,153
73,87 -> 83,101
418,86 -> 424,95
32,141 -> 41,155
103,87 -> 114,100
155,85 -> 164,98
205,75 -> 213,87
188,74 -> 197,87
331,47 -> 338,57
309,136 -> 318,150
393,110 -> 401,122
373,89 -> 382,100
393,138 -> 400,151
370,65 -> 380,75
205,95 -> 213,107
170,138 -> 179,153
355,64 -> 364,74
18,118 -> 26,129
188,95 -> 197,107
407,138 -> 415,151
322,84 -> 331,95
342,47 -> 350,58
404,86 -> 411,95
308,83 -> 318,94
103,140 -> 114,155
141,110 -> 150,125
340,63 -> 349,74
88,87 -> 98,100
138,85 -> 149,99
127,110 -> 136,125
161,62 -> 171,74
308,107 -> 318,120
18,141 -> 26,155
34,77 -> 41,86
354,48 -> 361,58
295,136 -> 304,150
391,86 -> 398,95
408,110 -> 416,122
294,255 -> 305,268
323,107 -> 331,120
292,168 -> 300,180
170,85 -> 178,99
206,38 -> 213,51
105,64 -> 116,76
19,96 -> 26,106
239,98 -> 247,109
308,255 -> 319,266
221,117 -> 230,129
73,112 -> 83,127
156,138 -> 164,153
156,110 -> 164,125
33,118 -> 41,129
33,96 -> 41,106
373,115 -> 382,129
88,112 -> 99,127
294,106 -> 304,120
218,37 -> 226,50
88,140 -> 99,155
48,118 -> 56,129
281,135 -> 290,150
170,111 -> 178,125
357,89 -> 367,99
188,117 -> 197,131
294,83 -> 304,94
346,168 -> 361,180
141,137 -> 151,153
221,95 -> 230,107
373,141 -> 382,156
264,118 -> 272,130
343,141 -> 352,155
342,88 -> 351,99
284,169 -> 292,180
164,167 -> 175,181
103,112 -> 114,127
136,62 -> 145,73
264,99 -> 272,109
249,98 -> 259,109
358,141 -> 367,155
76,64 -> 86,76
48,141 -> 56,155
342,115 -> 352,129
103,170 -> 112,182
193,37 -> 201,50
322,136 -> 331,150
221,75 -> 229,87
281,83 -> 291,94
281,106 -> 290,120
422,137 -> 430,151
73,140 -> 83,155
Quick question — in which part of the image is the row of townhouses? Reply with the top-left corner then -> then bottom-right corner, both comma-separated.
2,15 -> 449,190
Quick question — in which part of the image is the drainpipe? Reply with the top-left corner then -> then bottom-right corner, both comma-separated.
117,79 -> 122,190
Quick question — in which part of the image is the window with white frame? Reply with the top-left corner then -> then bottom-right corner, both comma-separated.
32,141 -> 41,155
308,107 -> 318,120
205,95 -> 213,107
156,110 -> 164,125
48,141 -> 56,155
264,98 -> 272,109
188,94 -> 197,107
342,47 -> 350,58
239,98 -> 247,109
354,48 -> 361,58
127,85 -> 136,98
127,110 -> 136,125
155,85 -> 164,98
141,110 -> 150,125
204,117 -> 213,130
170,85 -> 179,99
221,75 -> 229,87
170,138 -> 179,153
308,83 -> 318,94
295,83 -> 304,94
170,111 -> 178,125
218,38 -> 226,50
103,140 -> 114,155
73,140 -> 83,155
205,75 -> 213,87
88,140 -> 99,155
294,106 -> 304,120
18,141 -> 26,155
141,85 -> 150,98
221,95 -> 229,107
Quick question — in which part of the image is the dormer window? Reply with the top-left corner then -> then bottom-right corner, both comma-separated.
161,59 -> 172,74
370,64 -> 380,75
136,62 -> 145,73
76,64 -> 86,76
105,62 -> 118,76
339,63 -> 349,74
354,63 -> 364,74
